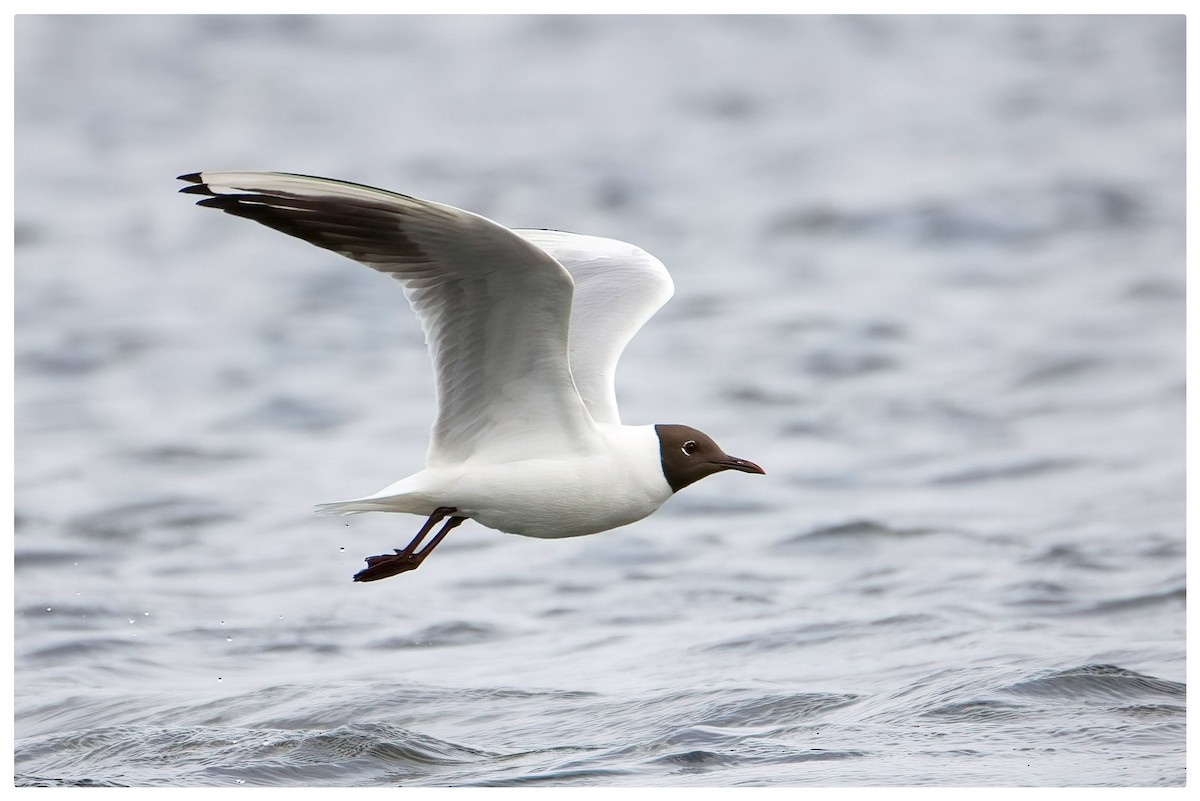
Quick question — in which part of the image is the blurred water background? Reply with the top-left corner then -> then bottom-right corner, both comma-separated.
13,14 -> 1185,786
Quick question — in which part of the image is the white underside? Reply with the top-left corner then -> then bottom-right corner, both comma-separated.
315,423 -> 672,539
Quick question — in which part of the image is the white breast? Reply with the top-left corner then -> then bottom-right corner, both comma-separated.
440,424 -> 672,539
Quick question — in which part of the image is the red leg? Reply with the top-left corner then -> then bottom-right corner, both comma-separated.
353,507 -> 464,582
396,506 -> 454,556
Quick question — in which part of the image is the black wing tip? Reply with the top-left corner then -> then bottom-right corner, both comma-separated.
194,195 -> 245,211
178,172 -> 217,197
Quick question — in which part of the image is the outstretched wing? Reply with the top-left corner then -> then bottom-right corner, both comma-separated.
514,230 -> 674,424
180,172 -> 597,466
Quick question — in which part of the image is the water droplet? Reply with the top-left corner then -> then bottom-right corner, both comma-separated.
226,636 -> 232,642
128,618 -> 135,624
217,677 -> 223,682
339,547 -> 346,552
45,607 -> 52,612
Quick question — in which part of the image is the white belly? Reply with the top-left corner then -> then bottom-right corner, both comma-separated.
327,424 -> 674,539
453,456 -> 669,537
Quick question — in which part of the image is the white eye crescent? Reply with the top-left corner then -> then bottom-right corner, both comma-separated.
682,440 -> 698,455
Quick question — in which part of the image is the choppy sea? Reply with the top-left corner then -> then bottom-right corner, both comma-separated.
13,14 -> 1186,787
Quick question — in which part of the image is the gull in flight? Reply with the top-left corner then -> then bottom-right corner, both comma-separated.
179,172 -> 764,582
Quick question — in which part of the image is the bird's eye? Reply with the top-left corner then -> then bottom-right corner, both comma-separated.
682,440 -> 698,455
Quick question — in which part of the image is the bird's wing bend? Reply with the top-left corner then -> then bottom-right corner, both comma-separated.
180,171 -> 597,466
514,230 -> 674,424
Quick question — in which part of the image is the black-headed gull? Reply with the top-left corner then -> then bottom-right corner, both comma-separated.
179,172 -> 764,582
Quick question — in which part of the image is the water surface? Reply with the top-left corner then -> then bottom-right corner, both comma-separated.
14,14 -> 1185,786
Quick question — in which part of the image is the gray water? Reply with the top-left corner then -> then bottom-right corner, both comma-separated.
13,15 -> 1185,787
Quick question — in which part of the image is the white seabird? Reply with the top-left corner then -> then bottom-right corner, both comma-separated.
179,172 -> 765,582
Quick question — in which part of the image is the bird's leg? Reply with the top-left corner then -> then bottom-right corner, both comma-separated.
353,507 -> 464,582
397,506 -> 454,556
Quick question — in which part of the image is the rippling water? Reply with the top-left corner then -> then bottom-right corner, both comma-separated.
14,15 -> 1185,786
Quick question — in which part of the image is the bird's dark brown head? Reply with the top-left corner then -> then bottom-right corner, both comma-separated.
655,424 -> 765,493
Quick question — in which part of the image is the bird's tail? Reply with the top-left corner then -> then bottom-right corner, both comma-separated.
314,492 -> 433,517
314,499 -> 395,516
